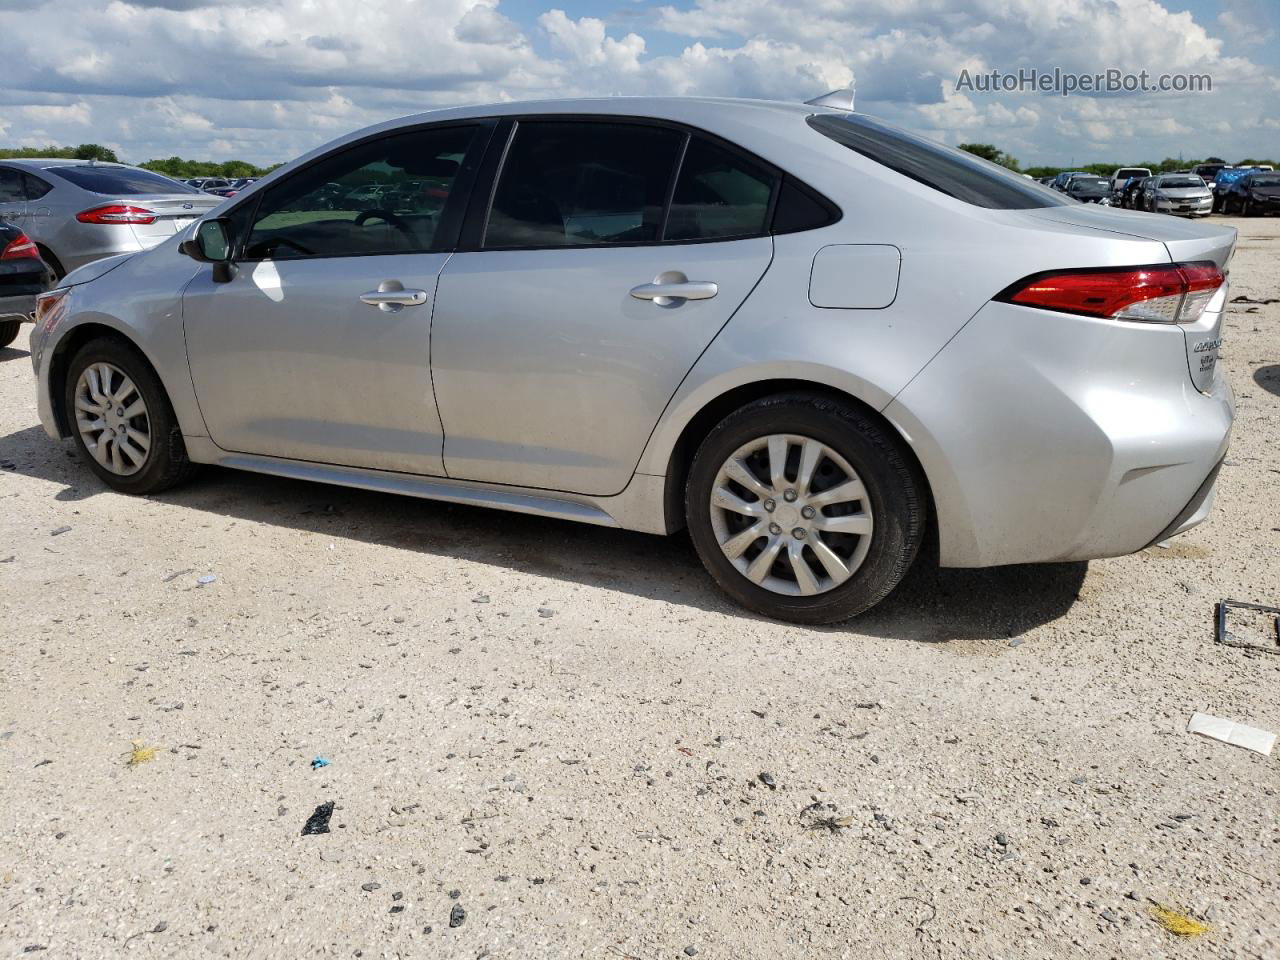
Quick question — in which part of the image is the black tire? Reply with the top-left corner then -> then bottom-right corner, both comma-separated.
0,319 -> 20,350
685,392 -> 926,624
64,337 -> 199,494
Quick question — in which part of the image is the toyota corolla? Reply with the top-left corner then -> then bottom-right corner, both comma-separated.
28,94 -> 1235,623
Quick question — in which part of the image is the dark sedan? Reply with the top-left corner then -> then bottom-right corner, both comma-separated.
1065,176 -> 1111,204
0,220 -> 55,349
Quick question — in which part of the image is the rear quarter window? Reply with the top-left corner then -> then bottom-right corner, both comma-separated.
808,113 -> 1069,210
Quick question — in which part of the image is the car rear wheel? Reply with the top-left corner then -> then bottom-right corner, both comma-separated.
64,337 -> 199,494
0,320 -> 20,349
686,392 -> 926,624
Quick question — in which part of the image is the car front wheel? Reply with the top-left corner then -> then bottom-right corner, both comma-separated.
686,393 -> 926,624
64,337 -> 199,494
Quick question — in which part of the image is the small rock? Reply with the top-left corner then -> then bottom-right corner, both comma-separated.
1101,909 -> 1119,924
449,904 -> 466,928
995,833 -> 1008,846
1080,877 -> 1093,886
361,882 -> 382,892
390,905 -> 405,914
537,607 -> 555,618
1008,637 -> 1024,648
50,526 -> 71,537
151,922 -> 168,934
684,947 -> 700,957
758,772 -> 777,789
392,892 -> 403,901
472,595 -> 490,604
448,889 -> 461,899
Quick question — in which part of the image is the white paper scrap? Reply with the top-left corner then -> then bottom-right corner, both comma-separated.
1187,712 -> 1276,756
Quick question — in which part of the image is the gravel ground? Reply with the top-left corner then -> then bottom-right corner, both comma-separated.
1,216 -> 1277,960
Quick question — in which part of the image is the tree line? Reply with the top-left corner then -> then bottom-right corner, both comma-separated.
4,140 -> 1274,185
0,143 -> 279,178
958,142 -> 1277,178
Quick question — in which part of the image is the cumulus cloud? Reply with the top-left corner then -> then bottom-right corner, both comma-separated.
0,0 -> 1273,166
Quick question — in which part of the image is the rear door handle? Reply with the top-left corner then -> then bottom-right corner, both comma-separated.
359,279 -> 428,313
630,272 -> 718,306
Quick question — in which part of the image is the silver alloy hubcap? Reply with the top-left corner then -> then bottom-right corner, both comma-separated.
74,362 -> 151,477
709,433 -> 874,596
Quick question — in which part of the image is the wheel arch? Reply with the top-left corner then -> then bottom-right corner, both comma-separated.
656,376 -> 934,535
48,322 -> 164,438
33,244 -> 65,281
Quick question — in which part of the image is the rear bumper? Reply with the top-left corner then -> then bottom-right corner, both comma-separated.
887,300 -> 1234,567
0,291 -> 37,322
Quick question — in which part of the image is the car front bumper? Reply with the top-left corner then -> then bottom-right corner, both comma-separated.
886,299 -> 1233,567
1153,198 -> 1213,215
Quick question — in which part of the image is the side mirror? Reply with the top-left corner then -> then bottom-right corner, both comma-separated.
180,218 -> 237,283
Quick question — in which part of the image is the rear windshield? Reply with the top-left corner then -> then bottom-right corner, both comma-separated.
46,165 -> 198,196
1070,178 -> 1109,190
1115,169 -> 1148,178
1250,176 -> 1280,187
1160,177 -> 1204,189
807,113 -> 1068,209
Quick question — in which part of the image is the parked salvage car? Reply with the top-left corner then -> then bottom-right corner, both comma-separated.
28,95 -> 1236,623
1143,174 -> 1213,217
0,160 -> 223,279
1065,176 -> 1111,204
1232,172 -> 1280,215
1109,166 -> 1151,192
0,220 -> 54,348
1123,176 -> 1153,210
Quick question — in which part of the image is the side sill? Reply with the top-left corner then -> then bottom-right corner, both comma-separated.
214,453 -> 621,528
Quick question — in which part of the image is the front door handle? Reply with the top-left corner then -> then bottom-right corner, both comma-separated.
359,279 -> 428,313
629,271 -> 718,307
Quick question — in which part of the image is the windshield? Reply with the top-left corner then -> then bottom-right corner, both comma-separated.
1070,178 -> 1109,191
1251,176 -> 1280,187
807,113 -> 1069,209
48,165 -> 198,196
1160,177 -> 1205,189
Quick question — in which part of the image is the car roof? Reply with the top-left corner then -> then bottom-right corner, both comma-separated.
0,158 -> 138,171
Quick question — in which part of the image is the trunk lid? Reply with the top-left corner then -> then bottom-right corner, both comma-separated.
121,193 -> 224,245
1025,204 -> 1236,269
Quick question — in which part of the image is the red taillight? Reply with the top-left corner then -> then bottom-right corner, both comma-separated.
998,262 -> 1224,324
0,232 -> 39,260
75,204 -> 158,225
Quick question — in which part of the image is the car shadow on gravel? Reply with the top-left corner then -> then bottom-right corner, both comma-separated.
1254,364 -> 1280,397
0,345 -> 31,362
0,425 -> 1087,641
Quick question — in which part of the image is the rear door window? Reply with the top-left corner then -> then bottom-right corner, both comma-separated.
243,124 -> 480,259
666,137 -> 778,241
484,121 -> 684,248
809,113 -> 1069,210
0,167 -> 25,204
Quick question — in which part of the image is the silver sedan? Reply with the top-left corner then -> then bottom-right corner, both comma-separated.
0,159 -> 222,278
27,95 -> 1235,623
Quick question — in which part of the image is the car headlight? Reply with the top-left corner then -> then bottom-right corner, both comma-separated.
35,288 -> 71,335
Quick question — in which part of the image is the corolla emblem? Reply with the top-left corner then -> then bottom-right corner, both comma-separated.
182,203 -> 193,210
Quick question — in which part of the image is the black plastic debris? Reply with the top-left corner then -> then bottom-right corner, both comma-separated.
1215,599 -> 1280,656
301,802 -> 335,836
